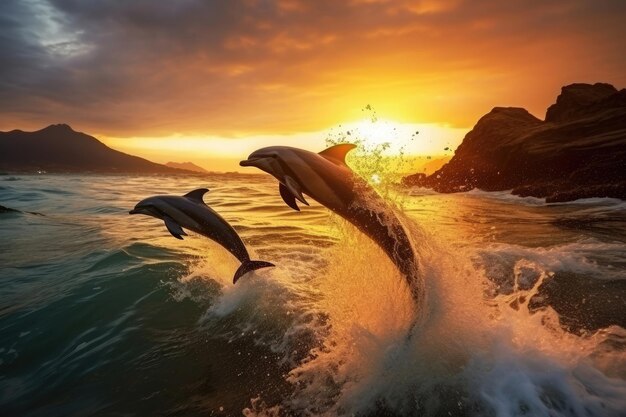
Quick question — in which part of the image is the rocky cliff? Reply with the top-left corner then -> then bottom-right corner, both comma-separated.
403,83 -> 626,202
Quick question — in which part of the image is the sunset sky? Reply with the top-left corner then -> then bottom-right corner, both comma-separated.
1,0 -> 625,171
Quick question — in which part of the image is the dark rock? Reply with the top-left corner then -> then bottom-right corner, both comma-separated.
404,83 -> 626,202
0,204 -> 44,216
529,271 -> 626,333
544,183 -> 626,203
545,83 -> 618,123
402,173 -> 426,186
0,205 -> 21,214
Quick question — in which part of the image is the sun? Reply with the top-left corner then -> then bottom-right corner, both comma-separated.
332,118 -> 466,159
354,119 -> 403,146
324,118 -> 466,179
338,118 -> 419,155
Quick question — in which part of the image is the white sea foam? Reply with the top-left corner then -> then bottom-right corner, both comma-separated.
478,240 -> 626,285
211,220 -> 626,416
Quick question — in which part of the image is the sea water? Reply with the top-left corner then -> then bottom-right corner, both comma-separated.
0,174 -> 624,416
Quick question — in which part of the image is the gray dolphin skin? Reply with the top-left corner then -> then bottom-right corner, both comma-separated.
240,144 -> 421,302
129,188 -> 274,283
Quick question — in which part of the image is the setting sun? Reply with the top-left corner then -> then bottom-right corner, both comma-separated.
100,117 -> 466,172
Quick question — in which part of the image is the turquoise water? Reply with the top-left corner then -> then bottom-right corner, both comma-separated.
1,174 -> 625,416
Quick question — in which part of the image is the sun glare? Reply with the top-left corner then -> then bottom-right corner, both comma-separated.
340,119 -> 413,153
100,118 -> 467,173
340,118 -> 463,157
353,119 -> 405,147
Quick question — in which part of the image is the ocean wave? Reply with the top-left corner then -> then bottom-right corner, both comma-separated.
1,174 -> 625,416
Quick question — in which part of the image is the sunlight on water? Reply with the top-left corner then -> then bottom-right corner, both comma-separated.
0,173 -> 624,416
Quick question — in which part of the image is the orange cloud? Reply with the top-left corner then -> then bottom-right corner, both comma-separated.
0,0 -> 624,139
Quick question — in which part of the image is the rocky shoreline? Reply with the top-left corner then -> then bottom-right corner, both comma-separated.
403,83 -> 626,202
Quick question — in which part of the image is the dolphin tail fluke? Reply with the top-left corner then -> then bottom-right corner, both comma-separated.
233,260 -> 274,284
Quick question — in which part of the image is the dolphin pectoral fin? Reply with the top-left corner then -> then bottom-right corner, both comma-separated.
164,216 -> 187,240
183,188 -> 209,204
318,143 -> 357,166
284,175 -> 309,206
279,183 -> 300,211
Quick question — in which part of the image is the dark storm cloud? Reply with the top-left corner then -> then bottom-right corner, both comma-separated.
1,0 -> 625,135
0,1 -> 60,113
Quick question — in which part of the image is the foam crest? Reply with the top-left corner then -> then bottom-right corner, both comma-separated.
240,220 -> 625,416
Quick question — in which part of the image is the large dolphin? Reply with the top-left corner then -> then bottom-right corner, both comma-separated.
240,144 -> 421,302
130,188 -> 274,283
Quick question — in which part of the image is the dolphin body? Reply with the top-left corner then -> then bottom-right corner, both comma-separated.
130,188 -> 273,283
240,144 -> 421,302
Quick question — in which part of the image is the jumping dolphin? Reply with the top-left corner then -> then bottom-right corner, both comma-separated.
240,144 -> 421,302
129,188 -> 274,283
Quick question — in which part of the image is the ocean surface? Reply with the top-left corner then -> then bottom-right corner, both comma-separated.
0,173 -> 625,417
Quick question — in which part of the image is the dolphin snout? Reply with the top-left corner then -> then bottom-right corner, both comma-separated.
239,158 -> 256,167
129,206 -> 149,215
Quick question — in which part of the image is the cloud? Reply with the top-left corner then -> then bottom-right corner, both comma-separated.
1,0 -> 625,135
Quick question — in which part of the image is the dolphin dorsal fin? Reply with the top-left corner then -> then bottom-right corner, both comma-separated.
183,188 -> 209,203
318,143 -> 356,166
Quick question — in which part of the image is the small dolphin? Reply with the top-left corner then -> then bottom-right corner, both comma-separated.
240,144 -> 421,301
129,188 -> 274,283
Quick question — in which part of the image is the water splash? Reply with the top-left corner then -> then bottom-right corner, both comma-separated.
324,105 -> 416,204
234,216 -> 626,416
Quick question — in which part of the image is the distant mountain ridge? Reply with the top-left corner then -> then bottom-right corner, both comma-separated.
0,124 -> 199,174
165,161 -> 209,173
403,83 -> 626,202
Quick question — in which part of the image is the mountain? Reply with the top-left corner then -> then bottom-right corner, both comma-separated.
403,83 -> 626,202
165,161 -> 209,173
0,124 -> 198,174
